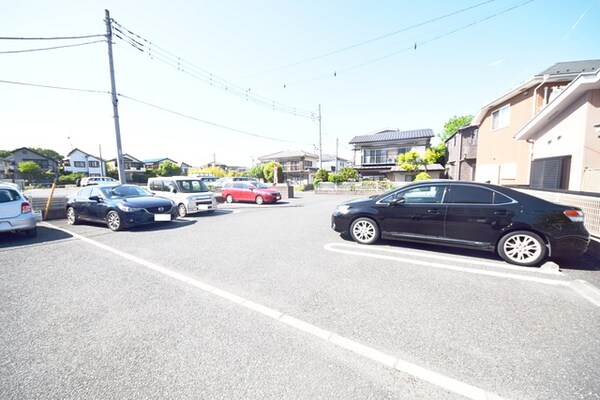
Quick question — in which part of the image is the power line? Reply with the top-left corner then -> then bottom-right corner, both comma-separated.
117,94 -> 313,145
0,40 -> 105,54
0,78 -> 311,146
267,0 -> 535,89
110,19 -> 317,120
236,0 -> 499,80
0,79 -> 109,94
0,34 -> 105,40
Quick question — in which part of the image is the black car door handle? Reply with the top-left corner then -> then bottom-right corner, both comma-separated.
427,209 -> 440,214
494,210 -> 508,216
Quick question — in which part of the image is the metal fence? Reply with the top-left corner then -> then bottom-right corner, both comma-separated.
516,189 -> 600,238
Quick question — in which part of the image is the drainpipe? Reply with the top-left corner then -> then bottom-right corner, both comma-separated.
532,74 -> 549,117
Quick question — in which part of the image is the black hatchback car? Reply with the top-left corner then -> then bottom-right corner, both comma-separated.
331,181 -> 590,266
66,184 -> 176,231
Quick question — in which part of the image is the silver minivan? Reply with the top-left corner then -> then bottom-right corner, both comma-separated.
148,176 -> 217,217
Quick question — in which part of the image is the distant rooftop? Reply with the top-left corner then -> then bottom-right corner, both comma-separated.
350,128 -> 434,144
536,59 -> 600,77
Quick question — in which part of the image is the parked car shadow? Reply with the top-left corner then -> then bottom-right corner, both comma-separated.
0,225 -> 72,248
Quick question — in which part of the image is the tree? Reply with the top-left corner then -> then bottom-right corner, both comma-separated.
439,115 -> 474,142
248,164 -> 265,180
263,161 -> 283,183
338,167 -> 358,181
156,161 -> 182,176
0,150 -> 11,158
18,161 -> 41,181
315,169 -> 329,183
425,143 -> 446,165
397,151 -> 424,172
30,147 -> 63,161
190,166 -> 227,178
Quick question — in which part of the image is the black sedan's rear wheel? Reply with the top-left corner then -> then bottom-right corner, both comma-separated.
350,217 -> 380,245
497,230 -> 547,266
106,210 -> 122,231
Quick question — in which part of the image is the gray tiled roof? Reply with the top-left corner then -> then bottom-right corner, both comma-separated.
536,59 -> 600,77
350,129 -> 434,144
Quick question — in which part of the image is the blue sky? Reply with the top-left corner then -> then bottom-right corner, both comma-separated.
2,0 -> 599,166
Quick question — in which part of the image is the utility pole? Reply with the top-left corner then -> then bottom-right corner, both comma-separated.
105,10 -> 126,184
318,104 -> 322,170
335,138 -> 339,172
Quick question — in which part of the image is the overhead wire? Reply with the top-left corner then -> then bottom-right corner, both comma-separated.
110,19 -> 317,120
0,40 -> 105,54
0,78 -> 312,145
237,0 -> 499,80
0,34 -> 105,40
267,0 -> 535,89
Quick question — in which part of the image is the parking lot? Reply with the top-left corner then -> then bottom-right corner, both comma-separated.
1,192 -> 599,399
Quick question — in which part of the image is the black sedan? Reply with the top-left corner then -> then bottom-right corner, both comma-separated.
66,184 -> 177,231
331,181 -> 590,266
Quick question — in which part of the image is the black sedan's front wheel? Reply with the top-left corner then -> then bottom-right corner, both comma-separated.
106,210 -> 123,231
350,217 -> 380,245
497,230 -> 547,266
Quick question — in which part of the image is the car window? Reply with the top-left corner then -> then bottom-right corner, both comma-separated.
0,189 -> 20,203
177,180 -> 207,193
90,187 -> 104,198
381,185 -> 446,204
78,187 -> 93,198
149,180 -> 163,191
233,183 -> 244,189
445,186 -> 494,204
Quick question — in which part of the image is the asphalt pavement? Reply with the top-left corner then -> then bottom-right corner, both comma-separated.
1,192 -> 599,399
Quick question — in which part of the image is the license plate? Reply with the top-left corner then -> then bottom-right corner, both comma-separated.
154,214 -> 171,221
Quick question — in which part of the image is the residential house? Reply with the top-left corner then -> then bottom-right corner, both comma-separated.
513,67 -> 600,192
4,147 -> 60,180
106,154 -> 146,182
258,150 -> 319,184
350,128 -> 443,181
319,153 -> 351,173
143,157 -> 179,171
64,148 -> 106,177
0,157 -> 9,179
474,59 -> 600,186
445,125 -> 478,181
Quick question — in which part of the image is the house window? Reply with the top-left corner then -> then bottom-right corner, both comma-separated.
530,156 -> 571,190
74,161 -> 86,168
305,160 -> 313,167
289,161 -> 300,171
491,105 -> 510,130
89,161 -> 99,168
361,149 -> 388,164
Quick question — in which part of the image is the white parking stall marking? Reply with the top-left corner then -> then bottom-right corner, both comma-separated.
43,222 -> 503,400
324,242 -> 600,306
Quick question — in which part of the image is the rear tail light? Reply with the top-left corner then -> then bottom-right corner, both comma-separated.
564,209 -> 584,222
21,202 -> 32,214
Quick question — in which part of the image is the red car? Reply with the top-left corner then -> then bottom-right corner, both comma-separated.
221,181 -> 281,205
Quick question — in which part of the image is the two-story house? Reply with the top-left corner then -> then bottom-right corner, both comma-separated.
64,148 -> 106,177
4,147 -> 60,180
474,59 -> 600,186
106,154 -> 146,182
319,153 -> 351,173
350,128 -> 442,181
445,125 -> 478,181
258,150 -> 319,184
514,66 -> 600,192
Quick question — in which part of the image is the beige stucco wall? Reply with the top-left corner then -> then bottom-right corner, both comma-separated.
529,89 -> 600,191
475,91 -> 534,185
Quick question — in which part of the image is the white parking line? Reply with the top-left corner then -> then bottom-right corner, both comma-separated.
324,242 -> 600,306
43,222 -> 503,399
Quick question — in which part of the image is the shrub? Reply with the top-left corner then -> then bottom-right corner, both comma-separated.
415,172 -> 431,181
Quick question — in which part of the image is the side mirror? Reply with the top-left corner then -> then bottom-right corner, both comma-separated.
89,195 -> 102,202
390,197 -> 406,206
169,186 -> 177,193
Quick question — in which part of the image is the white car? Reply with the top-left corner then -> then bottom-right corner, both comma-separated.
147,176 -> 218,217
0,183 -> 38,237
80,176 -> 118,186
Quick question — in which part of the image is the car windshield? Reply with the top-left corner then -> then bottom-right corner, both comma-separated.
176,180 -> 208,193
101,185 -> 151,198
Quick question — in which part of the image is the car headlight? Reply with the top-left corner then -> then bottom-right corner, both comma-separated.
335,205 -> 351,214
118,204 -> 141,212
